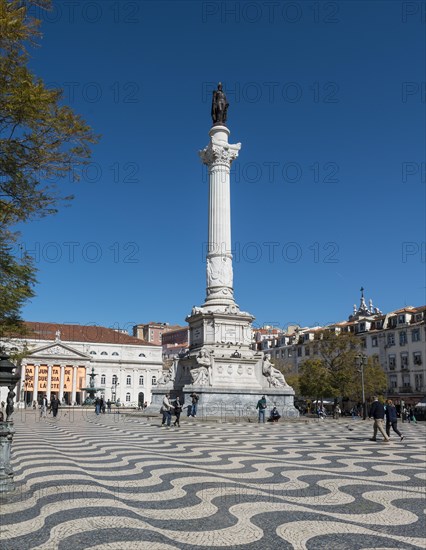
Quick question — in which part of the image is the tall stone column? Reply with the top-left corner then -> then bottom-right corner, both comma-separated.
200,125 -> 241,312
33,364 -> 39,403
148,83 -> 298,420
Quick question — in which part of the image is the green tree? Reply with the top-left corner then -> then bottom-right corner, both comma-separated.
271,357 -> 300,394
0,0 -> 98,340
0,234 -> 35,339
299,359 -> 333,402
298,332 -> 362,402
317,331 -> 361,398
350,355 -> 387,402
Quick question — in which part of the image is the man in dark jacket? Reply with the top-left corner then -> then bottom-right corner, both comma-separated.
50,394 -> 60,418
368,396 -> 390,442
256,396 -> 267,423
385,399 -> 404,441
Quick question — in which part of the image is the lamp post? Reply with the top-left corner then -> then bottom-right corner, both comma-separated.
112,380 -> 119,402
356,354 -> 367,420
0,353 -> 21,492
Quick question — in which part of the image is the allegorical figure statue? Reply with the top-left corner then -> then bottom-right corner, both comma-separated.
157,363 -> 175,386
262,354 -> 289,388
190,349 -> 212,386
211,82 -> 229,126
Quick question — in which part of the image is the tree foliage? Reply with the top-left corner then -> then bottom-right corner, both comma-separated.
299,331 -> 361,400
0,0 -> 98,339
299,359 -> 334,401
0,233 -> 35,340
271,357 -> 300,394
298,331 -> 388,403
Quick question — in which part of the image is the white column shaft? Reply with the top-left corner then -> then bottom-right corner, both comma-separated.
46,366 -> 52,401
71,366 -> 77,405
33,365 -> 39,403
59,366 -> 65,401
208,165 -> 231,254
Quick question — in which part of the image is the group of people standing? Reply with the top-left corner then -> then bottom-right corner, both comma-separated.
94,397 -> 113,415
160,392 -> 200,427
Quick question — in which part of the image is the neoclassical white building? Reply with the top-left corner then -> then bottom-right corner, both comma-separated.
2,322 -> 163,407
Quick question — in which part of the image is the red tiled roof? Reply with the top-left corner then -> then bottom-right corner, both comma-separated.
24,322 -> 156,346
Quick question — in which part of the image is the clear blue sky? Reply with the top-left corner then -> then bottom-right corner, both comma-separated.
18,0 -> 425,333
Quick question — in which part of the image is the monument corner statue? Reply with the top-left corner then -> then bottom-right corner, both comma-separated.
211,82 -> 229,126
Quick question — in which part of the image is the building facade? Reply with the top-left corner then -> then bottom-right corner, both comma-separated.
2,322 -> 163,407
253,294 -> 426,405
161,326 -> 189,360
132,322 -> 184,346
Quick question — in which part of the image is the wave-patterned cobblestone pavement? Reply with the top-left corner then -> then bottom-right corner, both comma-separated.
1,411 -> 425,550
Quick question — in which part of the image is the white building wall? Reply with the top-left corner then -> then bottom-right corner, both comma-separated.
2,338 -> 163,407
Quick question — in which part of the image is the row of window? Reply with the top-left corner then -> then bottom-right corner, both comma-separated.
90,351 -> 119,356
99,374 -> 157,386
386,328 -> 421,347
389,373 -> 424,390
388,352 -> 422,369
89,351 -> 147,357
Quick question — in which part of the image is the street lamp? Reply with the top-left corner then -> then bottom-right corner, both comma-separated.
356,354 -> 367,420
112,379 -> 119,402
0,353 -> 21,492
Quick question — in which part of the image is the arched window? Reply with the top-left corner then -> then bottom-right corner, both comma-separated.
139,375 -> 144,386
101,374 -> 106,385
100,351 -> 108,356
90,351 -> 97,355
126,392 -> 131,402
126,375 -> 131,385
151,376 -> 157,385
112,374 -> 118,384
112,352 -> 119,356
139,353 -> 146,357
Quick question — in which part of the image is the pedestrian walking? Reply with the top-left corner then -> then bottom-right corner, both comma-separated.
408,407 -> 417,424
385,399 -> 404,441
188,392 -> 199,418
95,397 -> 101,415
173,396 -> 183,427
256,395 -> 267,423
316,405 -> 326,421
40,395 -> 48,418
161,393 -> 172,427
368,396 -> 390,442
49,394 -> 60,418
107,399 -> 112,413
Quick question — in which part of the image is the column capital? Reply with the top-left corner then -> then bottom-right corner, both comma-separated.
199,140 -> 240,167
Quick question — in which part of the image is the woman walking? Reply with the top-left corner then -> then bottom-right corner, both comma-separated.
173,396 -> 183,427
385,399 -> 404,441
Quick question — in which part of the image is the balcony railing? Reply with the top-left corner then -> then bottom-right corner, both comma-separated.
398,386 -> 413,393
